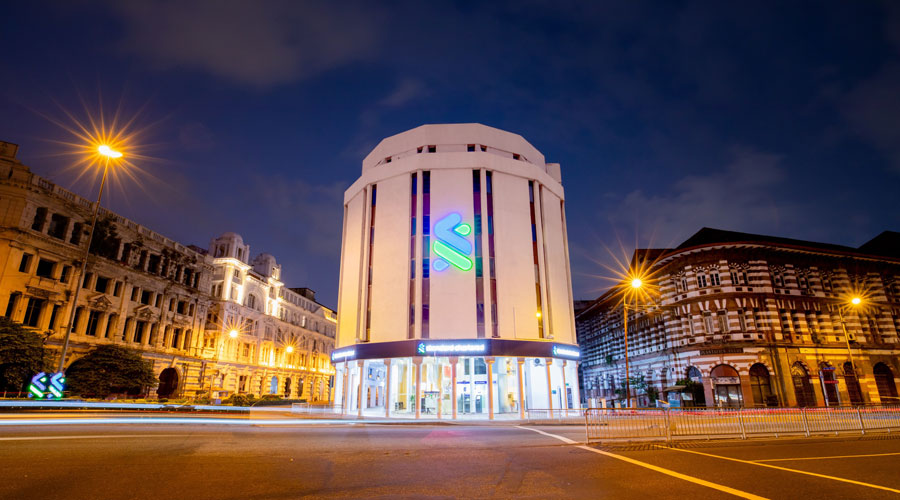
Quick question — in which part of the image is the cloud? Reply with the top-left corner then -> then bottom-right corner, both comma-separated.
108,0 -> 382,87
248,174 -> 346,258
842,62 -> 900,173
840,3 -> 900,173
378,78 -> 429,108
178,121 -> 215,151
605,149 -> 807,247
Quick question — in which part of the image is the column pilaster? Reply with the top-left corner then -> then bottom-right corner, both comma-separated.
486,357 -> 495,420
450,356 -> 458,420
545,358 -> 554,412
384,359 -> 392,418
517,358 -> 525,419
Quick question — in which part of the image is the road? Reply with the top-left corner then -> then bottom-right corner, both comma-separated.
0,420 -> 898,499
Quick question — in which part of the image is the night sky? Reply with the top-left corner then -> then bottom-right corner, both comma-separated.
2,1 -> 899,308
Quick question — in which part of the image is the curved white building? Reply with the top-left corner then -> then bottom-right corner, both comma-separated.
333,124 -> 580,418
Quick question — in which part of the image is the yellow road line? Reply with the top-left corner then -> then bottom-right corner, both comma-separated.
754,451 -> 900,462
516,427 -> 768,500
660,446 -> 900,494
0,434 -> 184,441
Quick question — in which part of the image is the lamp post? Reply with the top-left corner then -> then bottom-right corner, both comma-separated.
838,296 -> 862,375
623,277 -> 642,407
57,145 -> 122,373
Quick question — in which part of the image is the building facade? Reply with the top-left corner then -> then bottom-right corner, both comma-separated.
333,124 -> 580,419
205,233 -> 336,401
577,228 -> 900,408
0,141 -> 335,400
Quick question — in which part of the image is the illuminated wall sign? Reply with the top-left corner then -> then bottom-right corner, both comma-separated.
552,345 -> 581,359
28,372 -> 65,399
432,213 -> 472,271
331,349 -> 356,361
417,341 -> 486,354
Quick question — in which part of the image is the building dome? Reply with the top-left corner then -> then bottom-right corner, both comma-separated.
333,123 -> 580,420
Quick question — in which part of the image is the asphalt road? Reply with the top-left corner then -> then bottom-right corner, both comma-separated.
0,421 -> 898,499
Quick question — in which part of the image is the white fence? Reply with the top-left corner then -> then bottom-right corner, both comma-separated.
584,405 -> 900,444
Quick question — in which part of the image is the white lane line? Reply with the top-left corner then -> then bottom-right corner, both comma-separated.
660,446 -> 900,494
516,426 -> 767,500
0,434 -> 184,441
754,451 -> 900,462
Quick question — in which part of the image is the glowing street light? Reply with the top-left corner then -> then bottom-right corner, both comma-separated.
631,278 -> 643,289
97,144 -> 123,158
851,297 -> 862,306
229,329 -> 239,339
286,346 -> 294,353
57,143 -> 124,373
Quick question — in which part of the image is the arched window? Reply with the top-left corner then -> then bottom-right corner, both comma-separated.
749,363 -> 774,406
683,366 -> 706,407
710,364 -> 742,408
791,362 -> 816,407
819,363 -> 839,406
245,294 -> 260,311
843,362 -> 863,405
873,363 -> 899,403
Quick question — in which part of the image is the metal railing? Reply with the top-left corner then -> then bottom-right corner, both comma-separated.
584,405 -> 900,444
525,408 -> 585,423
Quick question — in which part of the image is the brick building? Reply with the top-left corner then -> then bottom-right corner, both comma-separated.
577,227 -> 900,408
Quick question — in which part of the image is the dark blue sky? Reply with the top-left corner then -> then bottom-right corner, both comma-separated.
2,1 -> 899,307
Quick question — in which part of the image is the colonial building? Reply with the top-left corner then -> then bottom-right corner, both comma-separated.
577,227 -> 900,408
204,232 -> 336,401
0,141 -> 335,400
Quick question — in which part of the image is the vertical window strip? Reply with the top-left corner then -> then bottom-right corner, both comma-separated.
473,170 -> 485,338
408,173 -> 417,339
486,171 -> 498,337
528,181 -> 544,337
421,171 -> 431,339
363,184 -> 377,341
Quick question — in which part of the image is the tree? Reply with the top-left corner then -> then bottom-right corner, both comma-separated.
0,317 -> 48,392
65,345 -> 157,398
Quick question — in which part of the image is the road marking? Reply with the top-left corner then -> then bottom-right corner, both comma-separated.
660,446 -> 900,494
516,427 -> 767,500
753,451 -> 900,463
0,434 -> 183,441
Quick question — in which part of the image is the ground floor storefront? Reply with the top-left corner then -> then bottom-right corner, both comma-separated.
581,345 -> 900,408
50,341 -> 333,402
331,340 -> 581,419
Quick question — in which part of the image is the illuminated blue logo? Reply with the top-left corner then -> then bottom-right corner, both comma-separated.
433,213 -> 472,272
29,372 -> 65,399
417,342 -> 426,355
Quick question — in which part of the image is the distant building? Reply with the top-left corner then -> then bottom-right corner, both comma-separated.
576,228 -> 900,408
205,233 -> 336,400
0,141 -> 335,400
333,124 -> 580,419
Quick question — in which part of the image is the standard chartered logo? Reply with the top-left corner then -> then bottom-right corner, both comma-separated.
432,213 -> 472,271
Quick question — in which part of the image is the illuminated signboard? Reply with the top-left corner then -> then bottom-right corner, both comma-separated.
432,213 -> 472,271
331,349 -> 356,361
417,341 -> 486,355
552,345 -> 581,359
28,372 -> 65,399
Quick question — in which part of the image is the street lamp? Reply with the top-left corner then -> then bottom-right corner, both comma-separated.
286,346 -> 294,353
229,329 -> 239,339
622,275 -> 643,408
838,296 -> 863,374
57,145 -> 123,373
